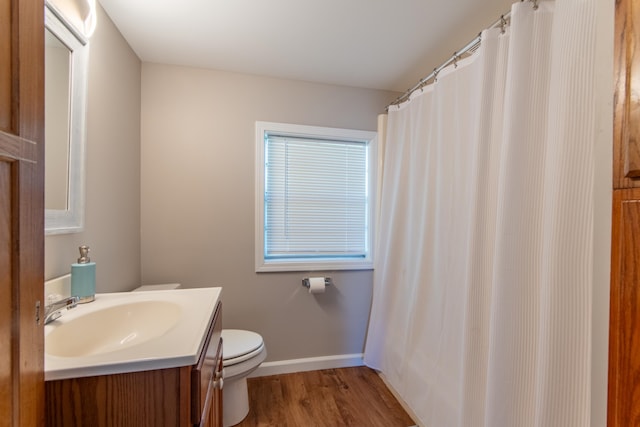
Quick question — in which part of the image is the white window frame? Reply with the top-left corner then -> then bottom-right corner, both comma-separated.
255,121 -> 377,272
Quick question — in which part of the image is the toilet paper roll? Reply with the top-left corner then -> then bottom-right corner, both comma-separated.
308,277 -> 326,294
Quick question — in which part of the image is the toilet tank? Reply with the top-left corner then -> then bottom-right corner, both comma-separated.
132,283 -> 182,292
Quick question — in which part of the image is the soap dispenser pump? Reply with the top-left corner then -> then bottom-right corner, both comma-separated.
71,245 -> 96,303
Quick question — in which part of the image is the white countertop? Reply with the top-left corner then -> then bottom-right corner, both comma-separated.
45,287 -> 222,381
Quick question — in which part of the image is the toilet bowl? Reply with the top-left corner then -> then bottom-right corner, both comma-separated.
222,329 -> 267,427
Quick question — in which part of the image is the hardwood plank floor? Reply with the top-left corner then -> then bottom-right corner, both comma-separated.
236,367 -> 416,427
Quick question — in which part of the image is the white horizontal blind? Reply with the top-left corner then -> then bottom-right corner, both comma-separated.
264,134 -> 369,260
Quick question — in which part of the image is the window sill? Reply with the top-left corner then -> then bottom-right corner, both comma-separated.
256,259 -> 373,273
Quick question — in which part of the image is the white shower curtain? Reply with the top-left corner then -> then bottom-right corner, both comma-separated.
364,1 -> 596,426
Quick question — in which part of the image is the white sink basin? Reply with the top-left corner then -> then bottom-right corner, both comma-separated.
44,287 -> 222,381
46,301 -> 182,357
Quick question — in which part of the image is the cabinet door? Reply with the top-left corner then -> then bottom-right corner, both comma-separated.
193,303 -> 222,427
200,340 -> 223,427
210,342 -> 223,427
609,189 -> 640,425
0,0 -> 45,426
614,0 -> 640,188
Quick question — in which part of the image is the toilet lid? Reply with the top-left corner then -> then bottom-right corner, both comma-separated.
222,329 -> 264,361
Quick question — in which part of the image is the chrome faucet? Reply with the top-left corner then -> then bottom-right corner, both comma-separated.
44,296 -> 79,325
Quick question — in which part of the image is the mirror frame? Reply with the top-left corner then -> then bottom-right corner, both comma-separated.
44,1 -> 89,235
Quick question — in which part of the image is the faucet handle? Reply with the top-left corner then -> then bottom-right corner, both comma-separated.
47,311 -> 62,323
65,295 -> 80,307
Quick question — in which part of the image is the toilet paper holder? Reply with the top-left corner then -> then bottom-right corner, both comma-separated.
302,277 -> 333,288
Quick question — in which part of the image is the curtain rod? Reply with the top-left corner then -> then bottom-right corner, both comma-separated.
385,6 -> 520,111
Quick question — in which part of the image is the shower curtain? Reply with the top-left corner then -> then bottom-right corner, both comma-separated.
364,1 -> 597,426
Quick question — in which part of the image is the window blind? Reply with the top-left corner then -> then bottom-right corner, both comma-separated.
264,134 -> 369,260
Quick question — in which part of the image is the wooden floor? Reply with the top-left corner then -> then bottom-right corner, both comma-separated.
236,367 -> 415,427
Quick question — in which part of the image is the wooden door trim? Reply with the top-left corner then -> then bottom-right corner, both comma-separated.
609,189 -> 625,426
0,0 -> 45,426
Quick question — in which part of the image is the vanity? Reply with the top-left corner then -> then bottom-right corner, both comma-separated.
44,288 -> 223,427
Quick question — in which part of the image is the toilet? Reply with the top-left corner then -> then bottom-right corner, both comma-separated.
222,329 -> 267,426
132,283 -> 266,426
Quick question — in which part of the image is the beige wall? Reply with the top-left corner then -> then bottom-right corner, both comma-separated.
140,64 -> 398,361
45,3 -> 142,292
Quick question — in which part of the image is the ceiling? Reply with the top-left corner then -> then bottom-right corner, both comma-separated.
98,0 -> 516,93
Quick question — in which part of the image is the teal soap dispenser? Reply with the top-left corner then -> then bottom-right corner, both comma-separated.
71,245 -> 96,303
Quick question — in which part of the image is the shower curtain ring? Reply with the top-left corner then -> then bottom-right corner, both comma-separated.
532,0 -> 539,10
433,68 -> 439,83
453,52 -> 459,68
500,15 -> 507,34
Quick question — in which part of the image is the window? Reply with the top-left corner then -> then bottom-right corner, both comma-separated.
255,122 -> 377,272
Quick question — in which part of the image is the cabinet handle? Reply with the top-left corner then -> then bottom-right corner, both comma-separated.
215,368 -> 224,381
214,378 -> 224,390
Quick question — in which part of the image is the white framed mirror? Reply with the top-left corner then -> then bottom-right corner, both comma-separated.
45,1 -> 89,234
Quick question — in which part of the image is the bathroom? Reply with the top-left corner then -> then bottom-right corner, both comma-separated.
35,0 -> 614,426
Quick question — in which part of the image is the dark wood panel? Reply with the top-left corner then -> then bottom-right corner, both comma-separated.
13,0 -> 45,425
45,367 -> 193,427
615,0 -> 640,186
0,161 -> 13,427
0,0 -> 12,133
625,0 -> 640,178
609,189 -> 640,426
238,367 -> 415,427
16,0 -> 44,143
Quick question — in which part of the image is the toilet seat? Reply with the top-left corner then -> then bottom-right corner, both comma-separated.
222,329 -> 264,367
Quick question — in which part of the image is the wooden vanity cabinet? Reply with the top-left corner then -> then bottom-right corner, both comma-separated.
45,302 -> 223,427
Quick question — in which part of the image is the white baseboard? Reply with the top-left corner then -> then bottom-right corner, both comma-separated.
249,353 -> 364,378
